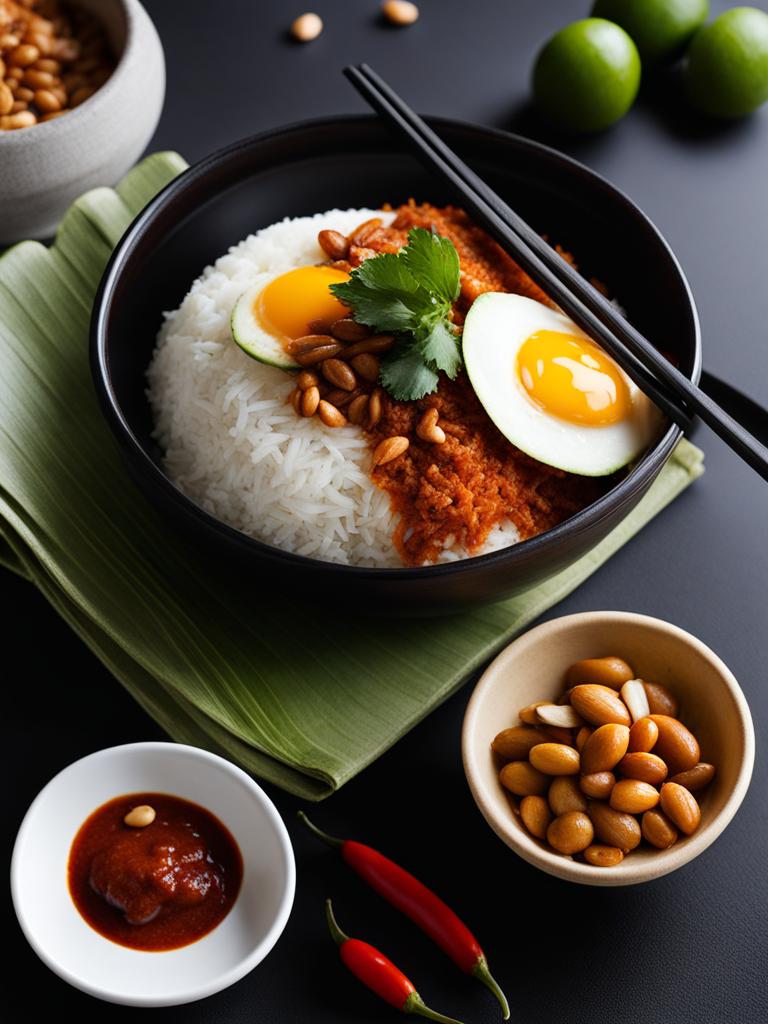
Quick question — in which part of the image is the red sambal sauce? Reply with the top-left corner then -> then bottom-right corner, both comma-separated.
68,792 -> 242,951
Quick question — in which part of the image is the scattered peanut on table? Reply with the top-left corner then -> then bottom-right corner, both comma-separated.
0,0 -> 114,130
492,656 -> 715,866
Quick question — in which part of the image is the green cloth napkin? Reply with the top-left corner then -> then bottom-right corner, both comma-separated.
0,152 -> 704,800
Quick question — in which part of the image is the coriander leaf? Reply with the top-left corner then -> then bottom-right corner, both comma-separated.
330,253 -> 431,332
380,343 -> 440,401
401,227 -> 461,303
420,319 -> 462,379
330,276 -> 418,332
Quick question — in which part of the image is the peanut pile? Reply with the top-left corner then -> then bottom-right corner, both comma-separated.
285,220 -> 450,469
493,657 -> 716,866
0,0 -> 114,130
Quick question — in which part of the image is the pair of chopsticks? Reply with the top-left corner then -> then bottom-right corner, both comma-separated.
344,63 -> 768,483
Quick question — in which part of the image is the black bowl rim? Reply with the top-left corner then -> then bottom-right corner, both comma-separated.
91,113 -> 702,581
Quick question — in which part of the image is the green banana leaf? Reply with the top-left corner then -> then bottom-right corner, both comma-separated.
0,152 -> 704,799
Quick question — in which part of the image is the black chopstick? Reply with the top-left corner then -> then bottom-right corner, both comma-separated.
345,63 -> 768,483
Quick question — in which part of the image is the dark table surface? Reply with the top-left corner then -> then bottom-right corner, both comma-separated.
6,1 -> 768,1021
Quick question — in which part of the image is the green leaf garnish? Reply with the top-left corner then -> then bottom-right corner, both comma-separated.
379,341 -> 440,401
329,227 -> 462,401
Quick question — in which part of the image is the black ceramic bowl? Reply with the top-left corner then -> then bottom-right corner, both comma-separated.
91,115 -> 701,613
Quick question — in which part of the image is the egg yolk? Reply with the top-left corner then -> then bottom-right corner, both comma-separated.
517,330 -> 630,425
256,265 -> 350,343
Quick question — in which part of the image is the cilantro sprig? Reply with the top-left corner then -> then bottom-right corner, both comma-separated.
329,227 -> 462,401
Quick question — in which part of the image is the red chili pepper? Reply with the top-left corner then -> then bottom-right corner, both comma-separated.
300,813 -> 510,1019
326,899 -> 464,1024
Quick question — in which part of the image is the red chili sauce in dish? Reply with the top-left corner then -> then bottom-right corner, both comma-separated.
68,792 -> 243,951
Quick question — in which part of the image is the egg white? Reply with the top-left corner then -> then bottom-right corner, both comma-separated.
462,293 -> 664,476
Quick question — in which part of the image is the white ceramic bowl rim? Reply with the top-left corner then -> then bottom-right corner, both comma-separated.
10,741 -> 296,1006
0,0 -> 138,145
462,611 -> 756,886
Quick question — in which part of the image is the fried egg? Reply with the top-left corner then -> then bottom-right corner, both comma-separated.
231,264 -> 350,369
462,293 -> 663,476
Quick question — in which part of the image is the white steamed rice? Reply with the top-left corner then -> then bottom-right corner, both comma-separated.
147,209 -> 521,567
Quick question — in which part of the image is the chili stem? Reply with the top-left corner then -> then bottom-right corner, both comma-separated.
325,898 -> 350,945
473,957 -> 510,1020
299,811 -> 344,848
404,993 -> 466,1024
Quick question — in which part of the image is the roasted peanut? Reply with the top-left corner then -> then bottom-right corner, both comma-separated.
290,12 -> 323,41
499,760 -> 549,797
321,387 -> 358,407
350,352 -> 380,383
529,742 -> 580,776
642,809 -> 679,849
317,229 -> 348,260
579,771 -> 616,800
367,388 -> 383,428
9,43 -> 40,67
519,795 -> 552,839
669,762 -> 716,792
535,703 -> 583,729
288,386 -> 302,414
317,400 -> 347,428
548,776 -> 588,816
321,357 -> 357,391
0,81 -> 12,115
21,67 -> 54,87
547,811 -> 594,855
620,679 -> 650,722
491,725 -> 551,762
300,385 -> 320,417
346,394 -> 369,426
618,751 -> 668,786
575,726 -> 593,753
373,435 -> 408,467
344,334 -> 396,358
660,782 -> 701,835
382,0 -> 420,25
643,680 -> 678,717
307,317 -> 332,335
566,656 -> 634,691
570,684 -> 632,727
519,702 -> 548,725
416,407 -> 446,444
539,725 -> 573,746
350,217 -> 382,246
289,337 -> 343,366
32,87 -> 60,111
296,370 -> 319,391
610,779 -> 660,814
124,804 -> 156,828
330,317 -> 368,342
628,716 -> 659,753
581,723 -> 630,774
583,844 -> 624,867
0,110 -> 35,127
589,801 -> 642,851
649,715 -> 700,774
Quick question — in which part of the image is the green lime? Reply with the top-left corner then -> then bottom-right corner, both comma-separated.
533,18 -> 641,132
683,7 -> 768,117
591,0 -> 709,63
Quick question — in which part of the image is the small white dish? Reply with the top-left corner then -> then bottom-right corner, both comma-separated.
11,742 -> 295,1006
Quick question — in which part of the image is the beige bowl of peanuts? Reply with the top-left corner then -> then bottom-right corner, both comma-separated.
462,611 -> 755,886
0,0 -> 164,245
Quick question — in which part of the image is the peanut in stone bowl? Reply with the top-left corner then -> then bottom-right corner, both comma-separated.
0,0 -> 164,244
